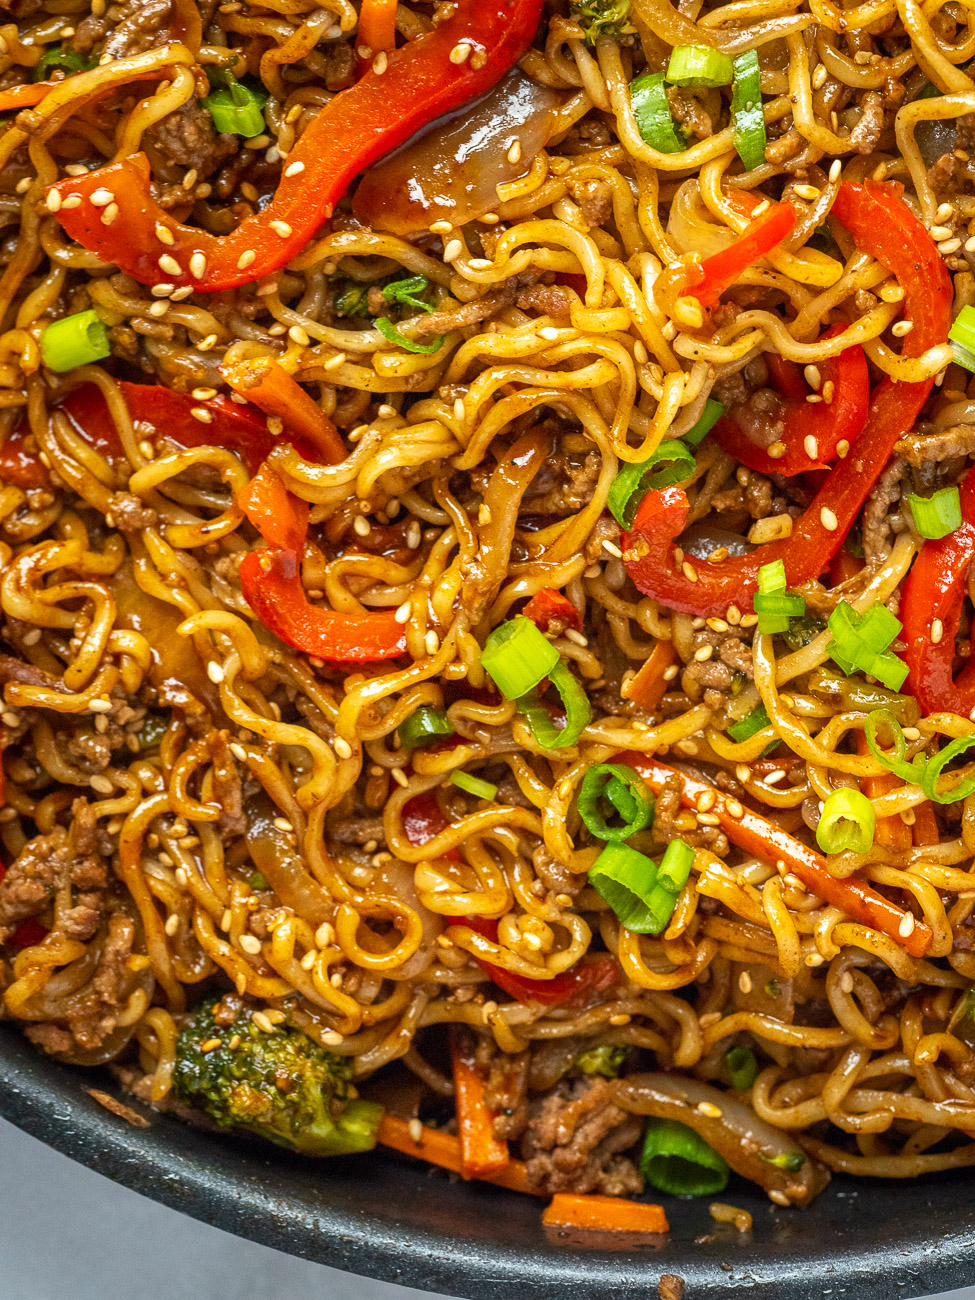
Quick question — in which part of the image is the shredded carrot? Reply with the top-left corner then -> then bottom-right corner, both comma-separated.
219,356 -> 346,464
542,1193 -> 669,1234
856,732 -> 911,850
0,82 -> 54,112
358,0 -> 398,52
376,1114 -> 534,1194
622,754 -> 933,958
912,800 -> 939,846
449,1029 -> 510,1178
624,639 -> 676,712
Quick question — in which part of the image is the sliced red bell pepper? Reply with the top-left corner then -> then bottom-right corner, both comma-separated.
0,851 -> 49,951
219,356 -> 345,465
713,326 -> 869,475
358,0 -> 399,53
48,0 -> 544,292
624,181 -> 951,619
239,464 -> 405,662
402,792 -> 619,1004
522,588 -> 582,634
901,463 -> 975,717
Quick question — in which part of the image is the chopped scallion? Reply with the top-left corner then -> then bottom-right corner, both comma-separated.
725,1046 -> 758,1091
397,705 -> 453,750
375,316 -> 444,354
921,732 -> 975,805
449,770 -> 498,801
864,709 -> 925,784
607,438 -> 696,528
382,275 -> 434,312
516,659 -> 591,750
827,601 -> 908,690
754,560 -> 803,633
656,838 -> 694,892
950,304 -> 975,372
578,763 -> 654,841
201,75 -> 267,137
481,617 -> 559,700
588,842 -> 661,933
816,787 -> 876,855
682,397 -> 725,447
630,71 -> 686,154
666,45 -> 734,87
40,309 -> 110,373
905,486 -> 962,540
640,1118 -> 730,1197
732,50 -> 766,171
33,44 -> 94,81
728,702 -> 771,743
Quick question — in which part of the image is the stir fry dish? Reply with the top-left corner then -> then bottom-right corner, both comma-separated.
5,0 -> 975,1227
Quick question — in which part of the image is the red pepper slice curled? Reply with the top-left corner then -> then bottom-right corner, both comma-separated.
48,0 -> 544,292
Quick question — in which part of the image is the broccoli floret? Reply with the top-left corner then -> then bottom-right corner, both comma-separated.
575,1044 -> 628,1077
173,998 -> 383,1157
569,0 -> 634,44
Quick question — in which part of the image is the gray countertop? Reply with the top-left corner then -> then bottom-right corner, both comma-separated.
1,1115 -> 973,1300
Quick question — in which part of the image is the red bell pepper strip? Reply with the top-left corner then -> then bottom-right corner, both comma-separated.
901,463 -> 975,717
238,464 -> 406,662
48,0 -> 544,293
620,753 -> 932,958
358,0 -> 399,52
522,588 -> 582,634
624,181 -> 951,619
0,847 -> 49,950
713,326 -> 869,475
402,792 -> 619,1004
219,356 -> 345,465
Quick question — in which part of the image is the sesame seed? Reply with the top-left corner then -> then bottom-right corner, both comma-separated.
164,913 -> 179,937
803,364 -> 821,391
315,922 -> 335,948
449,41 -> 471,63
394,601 -> 411,624
839,971 -> 855,993
239,934 -> 262,954
322,1030 -> 344,1046
930,225 -> 953,240
966,236 -> 975,254
186,250 -> 206,280
805,953 -> 824,967
61,195 -> 82,210
829,158 -> 842,183
804,434 -> 819,459
237,250 -> 257,270
392,767 -> 409,787
425,630 -> 440,655
683,560 -> 699,582
931,618 -> 944,644
821,380 -> 834,405
353,515 -> 371,537
752,199 -> 770,215
443,238 -> 463,262
252,1011 -> 274,1033
820,506 -> 838,531
602,539 -> 623,559
940,237 -> 962,254
767,441 -> 786,459
726,799 -> 744,819
507,139 -> 522,165
694,645 -> 714,662
739,971 -> 753,994
793,183 -> 820,201
198,334 -> 219,351
836,439 -> 850,458
45,190 -> 62,213
697,1101 -> 723,1118
300,950 -> 316,970
936,202 -> 955,222
334,737 -> 353,759
736,764 -> 751,784
698,812 -> 720,825
763,769 -> 786,785
662,663 -> 680,681
323,352 -> 346,370
206,661 -> 225,684
89,774 -> 114,795
285,160 -> 305,177
89,698 -> 113,713
191,407 -> 213,424
288,324 -> 310,347
158,253 -> 182,276
155,222 -> 174,245
229,743 -> 247,762
148,302 -> 168,318
372,50 -> 388,74
538,326 -> 560,341
891,320 -> 914,337
151,283 -> 174,297
89,188 -> 115,207
200,1038 -> 222,1053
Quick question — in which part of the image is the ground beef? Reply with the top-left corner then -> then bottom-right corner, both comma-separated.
108,492 -> 159,532
653,774 -> 729,854
569,177 -> 613,228
515,283 -> 572,316
684,623 -> 754,708
522,1077 -> 644,1195
475,1036 -> 530,1141
0,804 -> 108,943
666,87 -> 712,140
100,0 -> 171,59
895,423 -> 975,465
208,730 -> 246,836
412,284 -> 518,338
862,457 -> 905,563
143,100 -> 237,184
532,843 -> 584,896
330,816 -> 386,846
522,451 -> 601,515
849,91 -> 885,154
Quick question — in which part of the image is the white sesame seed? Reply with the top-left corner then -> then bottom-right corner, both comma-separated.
240,934 -> 262,954
372,50 -> 388,74
394,601 -> 411,623
425,630 -> 440,656
836,439 -> 850,458
793,183 -> 820,201
288,324 -> 310,346
538,326 -> 560,340
966,236 -> 975,254
60,195 -> 82,210
820,507 -> 838,531
898,912 -> 916,937
507,139 -> 522,165
322,1030 -> 344,1046
891,320 -> 914,337
89,774 -> 114,795
164,913 -> 180,937
252,1011 -> 274,1033
155,222 -> 174,245
430,219 -> 453,234
237,250 -> 256,270
602,539 -> 623,559
804,434 -> 819,459
270,219 -> 292,237
803,364 -> 821,391
158,253 -> 182,276
767,441 -> 786,459
930,225 -> 953,240
449,41 -> 471,63
315,922 -> 335,948
151,283 -> 175,298
697,1101 -> 723,1118
89,188 -> 114,207
191,407 -> 213,424
931,618 -> 944,644
939,238 -> 962,254
45,190 -> 62,213
188,251 -> 207,280
829,158 -> 842,183
334,737 -> 353,760
936,202 -> 955,222
323,352 -> 346,370
353,515 -> 371,537
88,698 -> 113,713
100,203 -> 118,225
230,743 -> 247,761
392,767 -> 409,787
207,661 -> 225,684
285,160 -> 305,177
443,238 -> 463,262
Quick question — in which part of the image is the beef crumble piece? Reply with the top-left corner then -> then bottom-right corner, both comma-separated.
522,1076 -> 644,1195
143,100 -> 237,184
653,774 -> 729,855
474,1035 -> 530,1142
0,805 -> 107,944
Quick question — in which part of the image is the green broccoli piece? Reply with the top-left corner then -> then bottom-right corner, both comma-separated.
173,998 -> 383,1157
575,1044 -> 628,1077
569,0 -> 634,44
333,283 -> 373,319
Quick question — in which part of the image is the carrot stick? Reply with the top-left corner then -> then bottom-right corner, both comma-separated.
358,0 -> 398,51
449,1029 -> 510,1178
623,639 -> 676,712
542,1193 -> 669,1234
856,733 -> 911,850
219,356 -> 346,464
622,753 -> 932,958
376,1115 -> 534,1194
0,82 -> 54,112
912,801 -> 939,846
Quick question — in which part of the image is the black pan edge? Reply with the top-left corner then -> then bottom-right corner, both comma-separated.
3,1026 -> 975,1300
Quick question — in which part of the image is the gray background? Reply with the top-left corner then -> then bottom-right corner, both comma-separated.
0,1114 -> 973,1300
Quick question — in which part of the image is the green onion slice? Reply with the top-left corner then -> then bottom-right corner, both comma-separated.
950,304 -> 975,372
905,486 -> 962,540
816,787 -> 876,854
630,72 -> 686,154
642,881 -> 683,933
481,617 -> 559,699
40,309 -> 110,373
588,842 -> 661,933
864,709 -> 925,784
201,76 -> 267,137
607,438 -> 696,528
397,705 -> 453,750
921,733 -> 975,805
725,1046 -> 758,1090
375,316 -> 444,354
578,763 -> 654,841
683,397 -> 726,447
666,45 -> 735,87
732,50 -> 766,171
640,1118 -> 730,1197
753,591 -> 805,634
382,275 -> 434,313
517,659 -> 592,750
656,838 -> 694,892
728,702 -> 771,743
33,44 -> 94,81
758,559 -> 787,593
449,770 -> 498,801
828,601 -> 907,689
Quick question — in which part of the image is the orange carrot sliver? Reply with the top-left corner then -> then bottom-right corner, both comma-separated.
219,356 -> 346,464
449,1030 -> 509,1178
625,639 -> 676,712
623,754 -> 932,958
856,733 -> 911,850
912,800 -> 939,846
0,82 -> 54,112
376,1115 -> 534,1194
542,1193 -> 669,1234
358,0 -> 398,51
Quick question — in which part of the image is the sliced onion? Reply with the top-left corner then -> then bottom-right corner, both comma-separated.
667,180 -> 737,261
245,798 -> 333,926
352,71 -> 564,236
612,1072 -> 830,1204
370,856 -> 442,980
